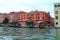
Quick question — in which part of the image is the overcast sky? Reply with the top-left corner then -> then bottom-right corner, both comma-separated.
0,0 -> 60,17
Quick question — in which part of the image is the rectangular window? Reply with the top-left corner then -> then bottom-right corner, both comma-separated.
36,14 -> 40,16
31,14 -> 34,16
54,5 -> 57,7
42,16 -> 44,20
58,5 -> 60,7
56,22 -> 58,25
37,16 -> 40,20
55,11 -> 58,14
24,17 -> 25,19
35,16 -> 40,20
42,13 -> 44,20
55,16 -> 58,19
27,14 -> 29,16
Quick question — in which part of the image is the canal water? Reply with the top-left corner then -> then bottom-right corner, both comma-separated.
0,27 -> 56,40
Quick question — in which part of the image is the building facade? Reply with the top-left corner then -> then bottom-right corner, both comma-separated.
18,11 -> 51,26
6,12 -> 19,23
54,3 -> 60,27
0,13 -> 5,23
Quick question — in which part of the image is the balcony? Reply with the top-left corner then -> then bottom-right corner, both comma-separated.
36,19 -> 44,23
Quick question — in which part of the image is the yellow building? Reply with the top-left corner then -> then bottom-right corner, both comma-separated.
54,3 -> 60,27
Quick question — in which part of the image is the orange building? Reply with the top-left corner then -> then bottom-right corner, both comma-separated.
5,10 -> 51,26
18,11 -> 51,26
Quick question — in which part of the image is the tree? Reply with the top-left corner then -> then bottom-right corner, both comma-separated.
3,17 -> 9,24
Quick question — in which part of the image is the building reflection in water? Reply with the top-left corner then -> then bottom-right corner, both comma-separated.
0,27 -> 56,40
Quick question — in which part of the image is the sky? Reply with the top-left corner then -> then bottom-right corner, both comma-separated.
0,0 -> 60,17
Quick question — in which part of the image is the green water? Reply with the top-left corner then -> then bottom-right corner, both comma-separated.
0,27 -> 56,40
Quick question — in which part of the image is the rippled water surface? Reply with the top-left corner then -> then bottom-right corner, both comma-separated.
0,27 -> 56,40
